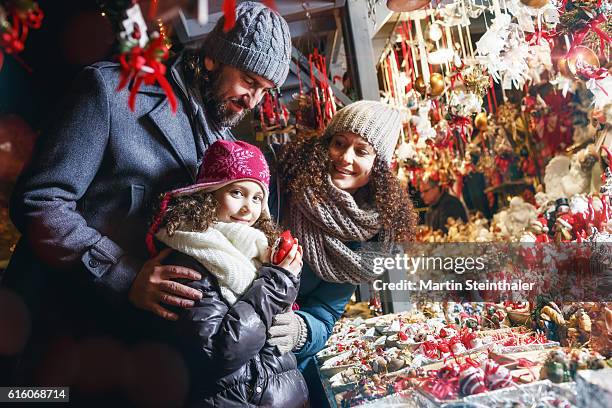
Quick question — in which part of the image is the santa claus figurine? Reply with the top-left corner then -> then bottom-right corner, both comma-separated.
554,198 -> 574,242
523,217 -> 550,243
590,195 -> 610,233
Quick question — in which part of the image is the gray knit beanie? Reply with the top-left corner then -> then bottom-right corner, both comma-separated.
203,1 -> 291,87
325,101 -> 403,164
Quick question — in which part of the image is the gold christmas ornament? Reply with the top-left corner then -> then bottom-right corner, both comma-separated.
557,57 -> 572,78
566,46 -> 600,76
515,115 -> 529,135
519,0 -> 549,8
429,73 -> 445,96
414,76 -> 427,95
386,0 -> 431,12
463,65 -> 490,98
474,112 -> 488,131
496,103 -> 519,130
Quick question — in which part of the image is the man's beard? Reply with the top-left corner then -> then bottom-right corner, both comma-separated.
201,69 -> 250,128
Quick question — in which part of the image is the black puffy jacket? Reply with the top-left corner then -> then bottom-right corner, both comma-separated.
164,251 -> 309,408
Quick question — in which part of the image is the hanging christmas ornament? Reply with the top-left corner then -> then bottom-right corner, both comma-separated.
428,23 -> 442,42
428,48 -> 454,65
304,49 -> 336,130
557,57 -> 572,78
117,33 -> 177,113
475,112 -> 489,131
566,46 -> 600,77
386,0 -> 431,12
519,0 -> 549,9
0,0 -> 44,72
429,73 -> 445,96
120,2 -> 149,47
463,65 -> 490,98
476,13 -> 530,90
111,3 -> 177,114
558,0 -> 612,56
414,75 -> 427,95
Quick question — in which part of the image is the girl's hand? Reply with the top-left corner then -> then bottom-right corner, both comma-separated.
260,246 -> 272,264
277,241 -> 303,276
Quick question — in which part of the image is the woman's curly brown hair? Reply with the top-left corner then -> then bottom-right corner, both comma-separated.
278,134 -> 417,243
155,191 -> 280,246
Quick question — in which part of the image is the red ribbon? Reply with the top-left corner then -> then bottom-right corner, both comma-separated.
516,358 -> 537,382
117,37 -> 178,114
0,3 -> 43,72
526,30 -> 557,49
149,0 -> 158,19
450,63 -> 464,89
308,53 -> 323,130
570,14 -> 612,54
576,62 -> 610,96
222,0 -> 237,32
449,116 -> 472,144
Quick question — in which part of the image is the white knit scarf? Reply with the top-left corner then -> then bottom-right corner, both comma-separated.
290,176 -> 393,284
155,222 -> 269,305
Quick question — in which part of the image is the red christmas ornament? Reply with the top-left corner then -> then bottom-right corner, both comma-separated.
272,230 -> 297,264
482,360 -> 513,390
459,366 -> 487,396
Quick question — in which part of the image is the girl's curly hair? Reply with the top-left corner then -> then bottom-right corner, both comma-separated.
156,191 -> 280,246
278,134 -> 417,243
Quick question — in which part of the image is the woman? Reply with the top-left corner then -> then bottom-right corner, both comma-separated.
266,101 -> 417,398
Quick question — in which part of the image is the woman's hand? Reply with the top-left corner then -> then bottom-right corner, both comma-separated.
267,311 -> 307,353
277,241 -> 303,276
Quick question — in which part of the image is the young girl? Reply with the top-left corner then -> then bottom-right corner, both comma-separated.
145,140 -> 308,407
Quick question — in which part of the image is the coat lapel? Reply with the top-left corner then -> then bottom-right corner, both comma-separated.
145,97 -> 198,182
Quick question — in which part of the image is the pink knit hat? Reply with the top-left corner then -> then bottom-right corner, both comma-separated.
172,140 -> 270,196
146,140 -> 271,255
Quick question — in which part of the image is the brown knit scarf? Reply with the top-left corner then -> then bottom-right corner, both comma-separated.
290,176 -> 393,283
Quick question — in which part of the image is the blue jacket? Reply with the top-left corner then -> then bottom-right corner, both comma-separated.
293,265 -> 355,367
266,146 -> 356,367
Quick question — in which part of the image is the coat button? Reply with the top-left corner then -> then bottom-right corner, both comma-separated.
89,259 -> 100,268
255,386 -> 262,393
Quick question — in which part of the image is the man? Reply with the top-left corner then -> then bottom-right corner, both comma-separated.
3,1 -> 291,383
419,179 -> 468,233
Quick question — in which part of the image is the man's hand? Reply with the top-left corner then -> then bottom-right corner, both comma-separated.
128,248 -> 203,321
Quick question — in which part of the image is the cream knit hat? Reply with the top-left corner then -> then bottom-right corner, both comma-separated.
325,100 -> 403,163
